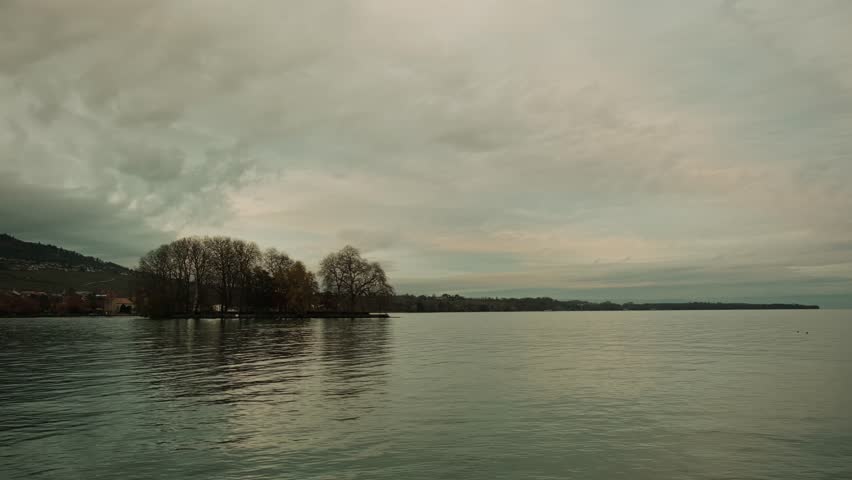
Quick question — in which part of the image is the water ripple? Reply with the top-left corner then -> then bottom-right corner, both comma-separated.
1,312 -> 851,479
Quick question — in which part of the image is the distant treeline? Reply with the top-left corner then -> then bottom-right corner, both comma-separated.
136,237 -> 393,318
387,294 -> 819,312
0,290 -> 91,316
1,232 -> 821,317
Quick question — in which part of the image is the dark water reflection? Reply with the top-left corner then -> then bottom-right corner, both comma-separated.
135,318 -> 324,403
1,312 -> 851,479
321,319 -> 391,400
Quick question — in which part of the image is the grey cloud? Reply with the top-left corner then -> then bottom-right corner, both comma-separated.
0,174 -> 175,264
115,146 -> 186,182
337,229 -> 399,253
1,1 -> 851,303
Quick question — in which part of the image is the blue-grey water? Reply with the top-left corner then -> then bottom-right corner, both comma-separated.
1,311 -> 851,479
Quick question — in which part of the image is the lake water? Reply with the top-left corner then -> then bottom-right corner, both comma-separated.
1,311 -> 851,479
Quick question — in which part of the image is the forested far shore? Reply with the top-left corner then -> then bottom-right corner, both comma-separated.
386,294 -> 819,312
0,290 -> 820,317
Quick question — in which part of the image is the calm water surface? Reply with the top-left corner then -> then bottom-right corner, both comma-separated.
1,311 -> 851,479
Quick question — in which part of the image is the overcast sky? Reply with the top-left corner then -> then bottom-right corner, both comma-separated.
2,1 -> 851,305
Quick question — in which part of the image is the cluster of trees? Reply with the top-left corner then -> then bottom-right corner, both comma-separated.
387,294 -> 820,312
0,289 -> 102,316
135,237 -> 394,317
0,291 -> 51,315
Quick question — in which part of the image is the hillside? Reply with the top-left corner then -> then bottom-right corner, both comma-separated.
0,269 -> 132,295
0,233 -> 128,273
0,234 -> 132,295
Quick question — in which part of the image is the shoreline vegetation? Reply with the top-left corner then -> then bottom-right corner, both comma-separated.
0,301 -> 820,319
135,236 -> 394,319
0,234 -> 820,317
385,296 -> 819,312
1,301 -> 821,320
134,236 -> 819,318
0,300 -> 821,319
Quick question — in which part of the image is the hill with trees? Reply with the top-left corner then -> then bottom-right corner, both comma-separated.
0,234 -> 128,273
0,234 -> 132,295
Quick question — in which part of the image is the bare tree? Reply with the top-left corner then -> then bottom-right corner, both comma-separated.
287,261 -> 318,314
169,238 -> 194,313
206,236 -> 236,313
232,239 -> 261,312
263,248 -> 294,312
319,245 -> 394,311
137,243 -> 178,317
263,248 -> 294,276
186,237 -> 210,313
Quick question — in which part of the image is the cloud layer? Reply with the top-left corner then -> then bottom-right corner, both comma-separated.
2,1 -> 851,304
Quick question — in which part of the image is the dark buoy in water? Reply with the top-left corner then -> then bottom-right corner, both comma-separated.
806,331 -> 808,334
797,330 -> 800,333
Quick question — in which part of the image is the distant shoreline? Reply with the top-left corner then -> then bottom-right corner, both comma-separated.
0,304 -> 822,319
391,306 -> 822,313
386,297 -> 820,313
